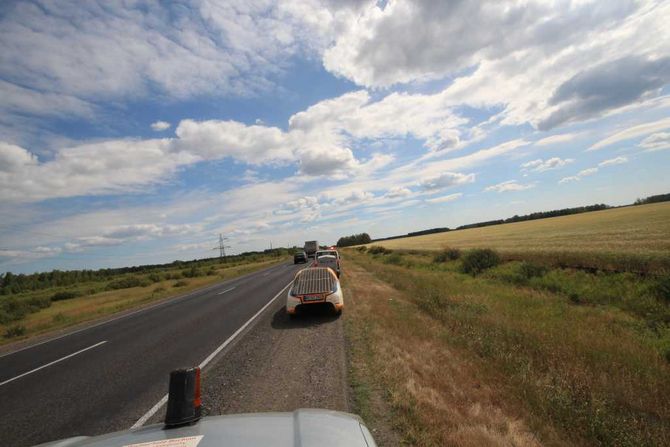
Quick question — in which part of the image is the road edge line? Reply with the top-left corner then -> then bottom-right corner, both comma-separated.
130,279 -> 293,429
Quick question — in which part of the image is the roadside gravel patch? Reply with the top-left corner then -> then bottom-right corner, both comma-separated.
201,299 -> 349,415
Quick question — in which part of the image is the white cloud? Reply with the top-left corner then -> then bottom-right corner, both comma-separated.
420,172 -> 475,191
588,117 -> 670,150
485,180 -> 535,193
558,176 -> 580,184
151,121 -> 171,131
578,168 -> 598,177
426,193 -> 462,204
385,186 -> 412,198
534,133 -> 579,146
639,132 -> 670,151
599,156 -> 628,167
521,157 -> 574,173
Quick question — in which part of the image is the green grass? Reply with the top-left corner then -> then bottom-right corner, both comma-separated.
368,202 -> 670,274
1,256 -> 286,344
346,248 -> 670,445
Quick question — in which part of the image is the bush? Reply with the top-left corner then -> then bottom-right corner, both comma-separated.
384,253 -> 404,265
28,295 -> 52,309
51,290 -> 81,301
433,248 -> 461,263
368,246 -> 392,255
653,276 -> 670,303
106,276 -> 151,290
518,262 -> 547,280
461,249 -> 501,275
182,266 -> 204,278
173,280 -> 189,287
147,273 -> 163,283
0,298 -> 29,324
4,325 -> 26,339
356,246 -> 368,252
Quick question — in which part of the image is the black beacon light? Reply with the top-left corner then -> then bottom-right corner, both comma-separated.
164,366 -> 202,428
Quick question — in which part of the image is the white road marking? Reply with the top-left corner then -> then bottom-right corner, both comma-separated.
0,262 -> 289,360
217,286 -> 236,295
0,341 -> 107,387
131,280 -> 293,429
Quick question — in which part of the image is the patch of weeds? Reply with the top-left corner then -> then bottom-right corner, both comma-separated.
173,280 -> 189,287
384,253 -> 404,265
4,324 -> 26,339
51,290 -> 81,301
356,246 -> 367,252
433,247 -> 461,263
653,276 -> 670,303
147,273 -> 163,283
368,246 -> 392,255
153,286 -> 166,295
460,248 -> 501,275
106,276 -> 151,290
52,312 -> 69,323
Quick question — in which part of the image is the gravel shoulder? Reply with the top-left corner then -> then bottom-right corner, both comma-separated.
200,299 -> 350,415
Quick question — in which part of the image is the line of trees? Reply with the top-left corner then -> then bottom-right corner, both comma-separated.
337,233 -> 372,247
0,248 -> 291,295
634,193 -> 670,205
456,204 -> 610,230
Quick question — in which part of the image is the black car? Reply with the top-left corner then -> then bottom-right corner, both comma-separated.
293,251 -> 308,264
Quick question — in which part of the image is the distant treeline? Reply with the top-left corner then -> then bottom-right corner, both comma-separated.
367,193 -> 669,244
0,248 -> 291,295
337,233 -> 372,247
634,193 -> 670,205
456,204 -> 609,230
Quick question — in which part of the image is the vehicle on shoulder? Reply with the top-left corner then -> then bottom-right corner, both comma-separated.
287,267 -> 343,317
293,251 -> 308,264
315,254 -> 340,277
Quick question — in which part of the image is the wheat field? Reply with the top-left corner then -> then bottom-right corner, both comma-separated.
368,202 -> 670,273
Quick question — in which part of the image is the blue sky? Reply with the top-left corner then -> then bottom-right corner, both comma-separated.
1,0 -> 669,273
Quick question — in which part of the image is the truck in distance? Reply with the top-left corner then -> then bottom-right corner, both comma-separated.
303,240 -> 318,258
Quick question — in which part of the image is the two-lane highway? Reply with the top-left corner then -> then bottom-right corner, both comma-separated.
0,261 -> 306,447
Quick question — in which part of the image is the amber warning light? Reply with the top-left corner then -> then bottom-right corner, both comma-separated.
164,367 -> 202,427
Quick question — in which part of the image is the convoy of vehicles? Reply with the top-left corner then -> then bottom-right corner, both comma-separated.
286,266 -> 343,317
303,240 -> 318,258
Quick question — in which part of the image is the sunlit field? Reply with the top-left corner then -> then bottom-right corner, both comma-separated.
368,202 -> 670,274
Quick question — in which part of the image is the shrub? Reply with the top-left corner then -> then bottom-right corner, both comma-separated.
28,295 -> 52,309
518,262 -> 547,280
206,267 -> 217,276
368,246 -> 392,255
147,273 -> 163,283
4,325 -> 26,339
173,280 -> 189,287
0,298 -> 29,324
52,313 -> 68,323
433,248 -> 461,263
106,276 -> 150,290
384,253 -> 404,265
153,286 -> 166,294
182,266 -> 204,278
51,290 -> 81,301
461,249 -> 501,275
356,246 -> 368,252
653,276 -> 670,303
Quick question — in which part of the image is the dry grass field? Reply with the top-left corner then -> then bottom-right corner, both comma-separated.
368,202 -> 670,274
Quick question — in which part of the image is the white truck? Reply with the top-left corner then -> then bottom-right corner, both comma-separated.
304,240 -> 318,258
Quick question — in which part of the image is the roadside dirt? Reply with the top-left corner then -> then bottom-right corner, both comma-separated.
201,300 -> 349,415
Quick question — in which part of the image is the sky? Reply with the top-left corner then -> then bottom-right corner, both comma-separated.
1,0 -> 669,274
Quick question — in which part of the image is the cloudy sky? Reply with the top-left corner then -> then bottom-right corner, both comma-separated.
1,0 -> 669,273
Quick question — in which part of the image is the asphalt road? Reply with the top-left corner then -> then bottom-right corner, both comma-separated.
0,261 -> 308,447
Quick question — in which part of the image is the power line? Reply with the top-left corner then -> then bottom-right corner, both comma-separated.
212,234 -> 231,260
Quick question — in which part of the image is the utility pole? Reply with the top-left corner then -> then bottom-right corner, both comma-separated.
212,234 -> 231,262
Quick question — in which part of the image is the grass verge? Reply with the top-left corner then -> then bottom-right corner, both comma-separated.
343,249 -> 670,446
